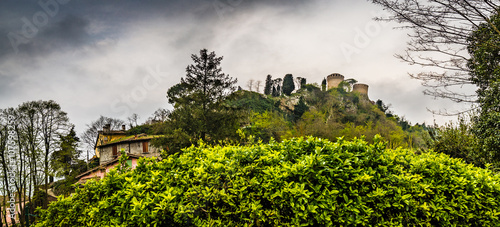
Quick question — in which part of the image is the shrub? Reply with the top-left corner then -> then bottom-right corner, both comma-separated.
36,137 -> 500,226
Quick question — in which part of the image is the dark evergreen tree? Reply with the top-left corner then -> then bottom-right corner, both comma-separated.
376,99 -> 393,118
321,78 -> 327,91
51,126 -> 82,178
300,78 -> 306,88
282,74 -> 295,96
293,97 -> 309,120
51,126 -> 86,196
166,49 -> 238,142
264,75 -> 273,95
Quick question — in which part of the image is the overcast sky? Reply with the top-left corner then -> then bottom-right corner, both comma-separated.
0,0 -> 471,136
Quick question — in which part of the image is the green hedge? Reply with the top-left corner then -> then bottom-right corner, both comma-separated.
36,136 -> 500,226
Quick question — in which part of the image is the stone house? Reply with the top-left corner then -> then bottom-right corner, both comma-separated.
96,133 -> 161,165
75,125 -> 162,184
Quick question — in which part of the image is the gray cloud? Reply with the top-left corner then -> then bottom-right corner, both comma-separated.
0,0 -> 307,58
12,15 -> 90,57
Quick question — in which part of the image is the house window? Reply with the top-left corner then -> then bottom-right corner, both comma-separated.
112,145 -> 117,156
142,141 -> 148,153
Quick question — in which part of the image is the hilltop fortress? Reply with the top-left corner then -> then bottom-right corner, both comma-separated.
327,73 -> 369,97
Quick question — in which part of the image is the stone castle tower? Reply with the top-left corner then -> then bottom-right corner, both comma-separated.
326,72 -> 369,98
353,83 -> 369,97
327,73 -> 344,89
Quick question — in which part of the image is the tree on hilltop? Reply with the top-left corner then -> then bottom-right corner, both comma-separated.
282,74 -> 295,96
166,49 -> 238,142
300,78 -> 306,89
264,75 -> 273,95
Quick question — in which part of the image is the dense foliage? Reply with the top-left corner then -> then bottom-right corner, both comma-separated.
467,11 -> 500,169
36,137 -> 500,226
426,116 -> 476,165
231,84 -> 429,149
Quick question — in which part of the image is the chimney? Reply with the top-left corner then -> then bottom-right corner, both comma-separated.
122,125 -> 126,131
103,124 -> 111,133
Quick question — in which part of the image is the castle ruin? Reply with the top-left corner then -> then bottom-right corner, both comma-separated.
352,83 -> 369,96
327,73 -> 369,97
327,73 -> 344,90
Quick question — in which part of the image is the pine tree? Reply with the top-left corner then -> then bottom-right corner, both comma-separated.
166,49 -> 238,141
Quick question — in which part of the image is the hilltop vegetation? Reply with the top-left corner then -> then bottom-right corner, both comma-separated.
225,82 -> 429,149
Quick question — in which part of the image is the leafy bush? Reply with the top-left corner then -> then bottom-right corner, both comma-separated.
429,117 -> 478,167
36,137 -> 500,226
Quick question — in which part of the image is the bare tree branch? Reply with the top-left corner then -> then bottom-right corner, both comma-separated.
370,0 -> 500,113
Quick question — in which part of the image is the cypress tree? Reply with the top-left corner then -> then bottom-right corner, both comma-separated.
321,78 -> 327,91
282,74 -> 295,96
264,75 -> 273,95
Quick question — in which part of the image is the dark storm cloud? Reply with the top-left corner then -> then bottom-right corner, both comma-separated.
11,15 -> 90,57
0,3 -> 93,60
0,0 -> 307,59
45,15 -> 89,43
